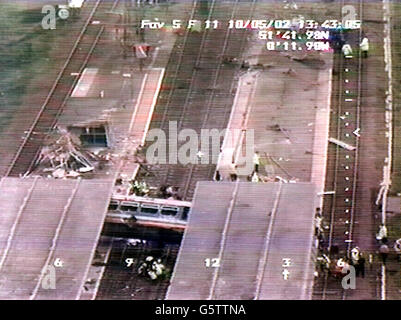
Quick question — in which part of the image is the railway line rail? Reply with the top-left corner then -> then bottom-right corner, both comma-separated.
313,0 -> 365,300
94,0 -> 261,299
136,0 -> 257,201
95,237 -> 180,300
314,0 -> 390,300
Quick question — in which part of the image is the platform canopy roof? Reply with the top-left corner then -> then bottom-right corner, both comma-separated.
167,181 -> 318,300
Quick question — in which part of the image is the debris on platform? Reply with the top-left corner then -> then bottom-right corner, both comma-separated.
283,1 -> 298,10
222,56 -> 239,66
281,51 -> 308,61
283,68 -> 297,75
34,128 -> 99,178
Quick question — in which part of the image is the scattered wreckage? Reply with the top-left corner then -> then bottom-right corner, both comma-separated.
32,128 -> 107,178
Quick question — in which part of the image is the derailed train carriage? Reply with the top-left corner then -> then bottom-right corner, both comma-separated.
106,195 -> 192,232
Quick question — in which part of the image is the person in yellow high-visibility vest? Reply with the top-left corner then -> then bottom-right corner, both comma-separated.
360,37 -> 369,58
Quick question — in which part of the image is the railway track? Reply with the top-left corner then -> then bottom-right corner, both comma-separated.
95,236 -> 180,300
316,0 -> 375,300
5,0 -> 121,177
96,0 -> 259,300
139,0 -> 257,201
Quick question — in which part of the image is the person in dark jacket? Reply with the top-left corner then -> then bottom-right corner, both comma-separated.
356,253 -> 366,278
379,243 -> 390,265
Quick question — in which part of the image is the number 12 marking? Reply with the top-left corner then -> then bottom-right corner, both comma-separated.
205,258 -> 220,268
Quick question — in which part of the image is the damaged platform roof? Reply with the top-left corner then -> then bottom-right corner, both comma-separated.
57,98 -> 119,129
166,181 -> 318,300
0,177 -> 114,299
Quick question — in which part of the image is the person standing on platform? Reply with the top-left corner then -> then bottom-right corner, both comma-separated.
253,151 -> 260,173
342,44 -> 353,57
394,238 -> 401,262
356,253 -> 366,278
360,37 -> 369,58
380,241 -> 390,265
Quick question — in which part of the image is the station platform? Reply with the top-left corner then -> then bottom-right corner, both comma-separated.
217,40 -> 333,198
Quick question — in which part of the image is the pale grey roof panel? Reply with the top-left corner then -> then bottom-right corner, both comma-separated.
167,181 -> 318,300
0,177 -> 113,300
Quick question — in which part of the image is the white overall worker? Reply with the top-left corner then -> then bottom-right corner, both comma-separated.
148,258 -> 165,280
376,224 -> 388,241
394,238 -> 401,262
351,247 -> 360,265
317,254 -> 331,271
315,214 -> 324,236
253,152 -> 260,173
322,254 -> 331,269
360,37 -> 369,58
342,44 -> 353,58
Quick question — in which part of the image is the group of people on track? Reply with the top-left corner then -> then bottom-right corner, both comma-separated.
316,215 -> 401,279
